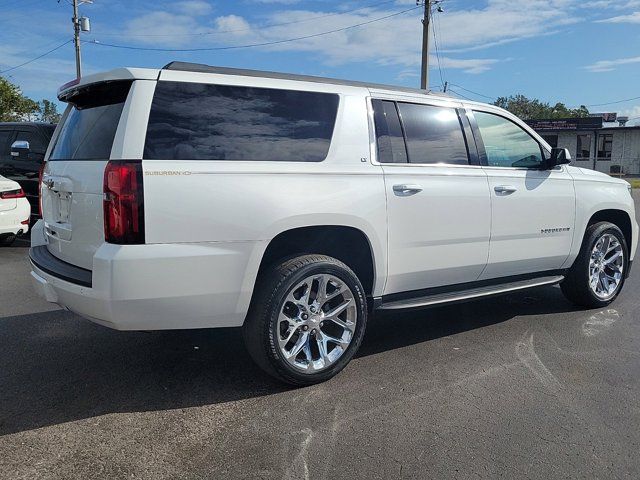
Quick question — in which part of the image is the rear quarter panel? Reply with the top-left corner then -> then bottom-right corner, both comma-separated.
119,78 -> 387,316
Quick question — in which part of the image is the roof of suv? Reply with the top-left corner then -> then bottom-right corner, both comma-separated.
162,62 -> 452,98
58,62 -> 455,101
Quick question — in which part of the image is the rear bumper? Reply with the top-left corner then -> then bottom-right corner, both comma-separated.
29,225 -> 266,330
0,201 -> 30,236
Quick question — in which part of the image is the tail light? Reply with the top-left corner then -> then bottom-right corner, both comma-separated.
0,188 -> 26,199
103,160 -> 145,244
38,162 -> 45,217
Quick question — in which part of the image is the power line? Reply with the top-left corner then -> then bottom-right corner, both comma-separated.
95,0 -> 400,38
430,5 -> 445,90
87,6 -> 421,52
0,0 -> 47,12
447,88 -> 475,101
448,83 -> 495,101
586,96 -> 640,107
0,39 -> 72,74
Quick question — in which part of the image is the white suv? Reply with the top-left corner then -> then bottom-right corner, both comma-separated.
30,63 -> 638,385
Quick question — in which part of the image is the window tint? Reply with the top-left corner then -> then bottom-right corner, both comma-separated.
372,99 -> 407,163
597,134 -> 612,160
15,130 -> 47,155
144,82 -> 339,162
577,134 -> 591,159
50,81 -> 131,161
474,111 -> 542,168
0,130 -> 12,157
397,103 -> 469,165
541,134 -> 558,148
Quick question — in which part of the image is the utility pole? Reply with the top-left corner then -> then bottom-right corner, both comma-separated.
420,0 -> 431,90
70,0 -> 91,78
72,0 -> 81,78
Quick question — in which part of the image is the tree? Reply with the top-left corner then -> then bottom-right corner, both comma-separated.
0,76 -> 38,121
37,99 -> 61,123
494,94 -> 589,120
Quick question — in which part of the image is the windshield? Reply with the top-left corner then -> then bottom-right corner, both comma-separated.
49,81 -> 131,161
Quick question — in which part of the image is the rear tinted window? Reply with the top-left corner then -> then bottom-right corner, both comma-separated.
398,103 -> 469,165
49,81 -> 131,161
144,81 -> 339,162
372,99 -> 408,164
0,130 -> 12,157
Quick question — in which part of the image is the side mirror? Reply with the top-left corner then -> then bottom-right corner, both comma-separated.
547,147 -> 571,168
10,140 -> 30,158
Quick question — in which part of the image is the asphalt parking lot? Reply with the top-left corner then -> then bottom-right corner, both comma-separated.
1,194 -> 639,480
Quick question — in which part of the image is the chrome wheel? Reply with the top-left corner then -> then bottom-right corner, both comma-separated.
277,274 -> 357,373
589,233 -> 624,300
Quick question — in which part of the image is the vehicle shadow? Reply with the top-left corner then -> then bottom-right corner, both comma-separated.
0,285 -> 577,436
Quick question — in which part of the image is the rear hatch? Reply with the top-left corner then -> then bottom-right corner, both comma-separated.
0,177 -> 20,211
42,81 -> 132,270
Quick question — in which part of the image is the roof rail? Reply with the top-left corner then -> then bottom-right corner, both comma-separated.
162,61 -> 450,98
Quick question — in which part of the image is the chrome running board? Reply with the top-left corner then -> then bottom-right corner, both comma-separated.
378,275 -> 564,311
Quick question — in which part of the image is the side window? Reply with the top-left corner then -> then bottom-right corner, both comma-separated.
15,130 -> 47,156
397,103 -> 469,165
473,111 -> 543,168
0,130 -> 12,158
597,134 -> 612,160
372,99 -> 407,163
144,82 -> 339,162
576,134 -> 591,160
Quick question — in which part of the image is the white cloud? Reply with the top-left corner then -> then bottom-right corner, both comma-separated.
582,0 -> 640,9
124,11 -> 205,45
0,43 -> 85,104
585,55 -> 640,72
253,0 -> 302,3
115,0 -> 588,75
213,14 -> 253,35
619,105 -> 640,125
434,0 -> 579,52
175,0 -> 214,15
596,11 -> 640,23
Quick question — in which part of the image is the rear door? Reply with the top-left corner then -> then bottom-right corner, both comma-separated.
0,127 -> 15,177
469,109 -> 575,279
42,81 -> 133,269
373,97 -> 491,295
11,127 -> 48,217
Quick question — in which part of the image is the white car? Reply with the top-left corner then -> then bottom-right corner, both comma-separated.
0,174 -> 30,246
30,63 -> 638,384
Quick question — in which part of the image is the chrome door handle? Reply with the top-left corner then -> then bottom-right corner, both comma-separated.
494,185 -> 517,195
393,184 -> 423,196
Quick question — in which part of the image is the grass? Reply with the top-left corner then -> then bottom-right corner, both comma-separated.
629,179 -> 640,189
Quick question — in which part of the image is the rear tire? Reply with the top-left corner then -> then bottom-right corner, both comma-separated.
243,254 -> 367,386
0,234 -> 16,247
561,222 -> 628,308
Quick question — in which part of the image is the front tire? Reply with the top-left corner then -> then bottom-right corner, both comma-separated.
243,254 -> 367,386
561,222 -> 628,308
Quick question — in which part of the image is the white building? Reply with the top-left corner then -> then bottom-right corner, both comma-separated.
528,119 -> 640,176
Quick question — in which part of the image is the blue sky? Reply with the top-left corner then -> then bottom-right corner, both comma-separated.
1,0 -> 640,123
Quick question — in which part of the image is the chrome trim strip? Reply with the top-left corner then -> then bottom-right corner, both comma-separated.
379,275 -> 565,310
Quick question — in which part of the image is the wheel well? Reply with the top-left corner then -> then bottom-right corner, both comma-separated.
259,226 -> 375,295
588,209 -> 632,248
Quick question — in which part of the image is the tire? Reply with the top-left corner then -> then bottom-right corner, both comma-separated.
561,222 -> 629,308
243,254 -> 368,386
0,234 -> 16,247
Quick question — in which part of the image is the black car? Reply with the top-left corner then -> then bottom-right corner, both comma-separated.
0,122 -> 56,221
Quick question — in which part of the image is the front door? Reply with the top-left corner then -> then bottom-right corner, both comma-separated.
470,109 -> 576,279
371,98 -> 491,295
